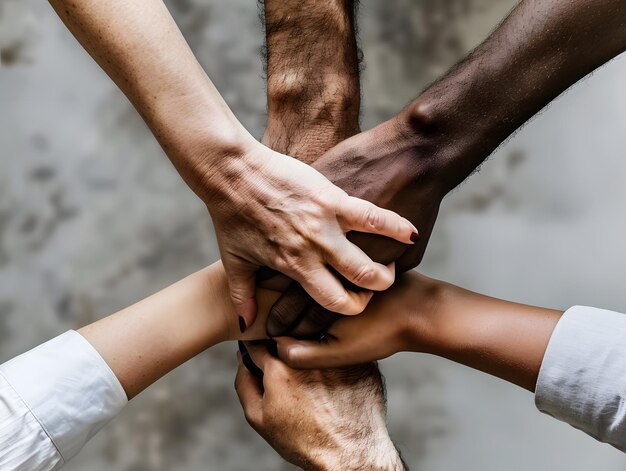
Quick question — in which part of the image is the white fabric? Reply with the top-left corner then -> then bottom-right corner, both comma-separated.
536,305 -> 626,452
0,331 -> 128,470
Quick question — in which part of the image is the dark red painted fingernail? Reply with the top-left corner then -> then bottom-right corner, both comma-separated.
239,316 -> 247,334
410,232 -> 420,243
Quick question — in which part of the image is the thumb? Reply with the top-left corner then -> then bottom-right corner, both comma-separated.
226,258 -> 258,333
275,336 -> 356,369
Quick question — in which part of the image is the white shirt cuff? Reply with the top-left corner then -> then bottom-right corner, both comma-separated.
535,305 -> 626,451
0,330 -> 128,465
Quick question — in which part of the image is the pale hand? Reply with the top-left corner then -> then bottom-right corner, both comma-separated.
202,139 -> 418,330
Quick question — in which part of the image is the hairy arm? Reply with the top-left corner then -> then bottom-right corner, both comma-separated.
262,0 -> 361,163
247,3 -> 406,469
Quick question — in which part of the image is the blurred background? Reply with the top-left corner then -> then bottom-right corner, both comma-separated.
2,0 -> 626,469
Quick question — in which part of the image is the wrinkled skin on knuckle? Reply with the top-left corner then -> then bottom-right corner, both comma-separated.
323,292 -> 350,313
266,359 -> 292,385
362,205 -> 383,231
350,264 -> 375,286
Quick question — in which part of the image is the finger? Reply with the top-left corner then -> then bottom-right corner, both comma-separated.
244,341 -> 274,372
292,265 -> 374,315
325,239 -> 396,291
238,341 -> 264,379
275,335 -> 371,369
226,258 -> 259,333
288,303 -> 339,339
235,352 -> 264,427
256,267 -> 277,281
266,283 -> 311,337
339,196 -> 418,245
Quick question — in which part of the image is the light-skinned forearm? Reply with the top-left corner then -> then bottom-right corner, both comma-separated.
48,0 -> 253,195
79,262 -> 275,399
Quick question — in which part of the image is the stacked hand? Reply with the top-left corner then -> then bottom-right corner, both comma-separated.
267,106 -> 447,338
202,137 -> 418,331
235,342 -> 404,471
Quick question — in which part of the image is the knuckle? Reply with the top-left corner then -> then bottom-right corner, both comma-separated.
351,264 -> 376,286
267,360 -> 289,382
303,218 -> 324,239
324,293 -> 349,312
271,304 -> 298,329
244,409 -> 261,427
230,289 -> 248,306
363,207 -> 383,230
273,255 -> 291,273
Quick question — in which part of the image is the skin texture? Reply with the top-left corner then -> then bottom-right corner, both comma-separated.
78,261 -> 404,469
276,272 -> 563,393
78,261 -> 274,400
243,2 -> 405,469
48,0 -> 417,331
235,344 -> 405,471
267,0 -> 626,337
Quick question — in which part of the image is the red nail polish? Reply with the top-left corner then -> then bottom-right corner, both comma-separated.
410,232 -> 420,243
239,316 -> 247,334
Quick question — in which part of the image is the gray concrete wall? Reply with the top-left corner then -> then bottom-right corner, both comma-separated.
1,0 -> 626,469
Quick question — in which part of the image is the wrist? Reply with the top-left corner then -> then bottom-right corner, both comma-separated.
394,91 -> 502,196
309,435 -> 405,471
400,273 -> 465,357
182,130 -> 263,204
145,84 -> 256,201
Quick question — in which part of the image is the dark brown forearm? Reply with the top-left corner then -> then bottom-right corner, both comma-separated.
403,0 -> 626,192
262,0 -> 361,162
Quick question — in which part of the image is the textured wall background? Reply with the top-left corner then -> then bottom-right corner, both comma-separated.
2,0 -> 626,469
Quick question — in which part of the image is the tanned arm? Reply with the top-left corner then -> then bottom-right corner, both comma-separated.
255,2 -> 405,468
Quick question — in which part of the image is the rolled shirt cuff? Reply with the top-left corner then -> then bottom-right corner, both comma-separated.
0,330 -> 128,465
535,305 -> 626,452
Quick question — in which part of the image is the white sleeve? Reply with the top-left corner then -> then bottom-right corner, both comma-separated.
535,305 -> 626,452
0,330 -> 128,470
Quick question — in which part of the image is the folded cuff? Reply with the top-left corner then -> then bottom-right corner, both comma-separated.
0,330 -> 128,463
535,305 -> 626,452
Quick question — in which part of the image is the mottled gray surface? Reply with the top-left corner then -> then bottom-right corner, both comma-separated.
1,0 -> 626,469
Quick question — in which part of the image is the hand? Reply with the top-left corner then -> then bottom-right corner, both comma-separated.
267,105 -> 445,337
200,137 -> 418,331
234,342 -> 404,471
274,272 -> 447,369
274,272 -> 562,394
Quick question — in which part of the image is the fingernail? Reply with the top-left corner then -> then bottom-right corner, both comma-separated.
239,316 -> 247,334
410,231 -> 420,243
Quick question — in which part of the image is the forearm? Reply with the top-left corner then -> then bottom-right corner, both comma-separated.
402,0 -> 626,191
406,275 -> 562,392
48,0 -> 252,194
79,262 -> 274,399
262,0 -> 361,162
